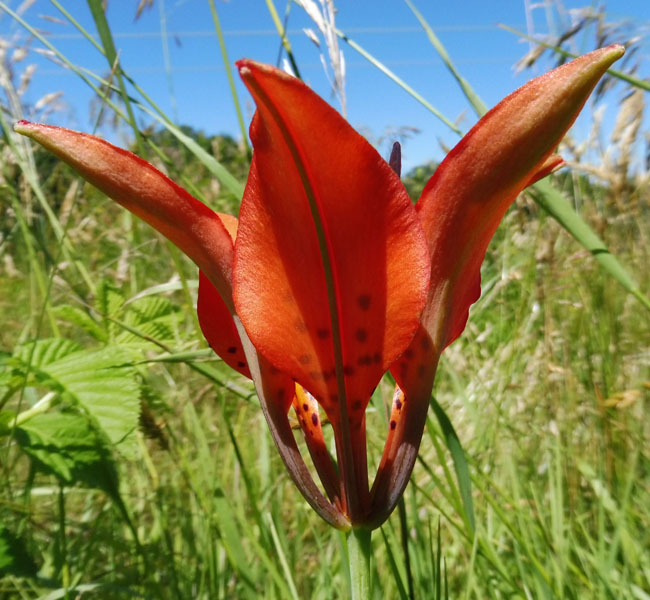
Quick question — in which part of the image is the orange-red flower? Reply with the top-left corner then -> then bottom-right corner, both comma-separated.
15,45 -> 623,529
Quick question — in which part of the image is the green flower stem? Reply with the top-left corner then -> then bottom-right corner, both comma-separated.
347,527 -> 372,599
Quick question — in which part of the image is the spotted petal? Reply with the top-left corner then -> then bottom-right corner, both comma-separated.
234,60 -> 430,519
370,45 -> 625,527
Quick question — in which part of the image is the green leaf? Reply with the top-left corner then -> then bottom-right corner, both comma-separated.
95,280 -> 126,339
429,396 -> 475,535
11,339 -> 141,458
15,412 -> 120,499
14,338 -> 81,369
44,347 -> 141,458
118,295 -> 179,347
53,304 -> 108,342
0,526 -> 38,577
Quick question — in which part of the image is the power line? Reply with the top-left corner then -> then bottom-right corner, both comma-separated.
41,24 -> 513,41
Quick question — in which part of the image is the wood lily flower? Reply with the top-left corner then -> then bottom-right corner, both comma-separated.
14,45 -> 623,530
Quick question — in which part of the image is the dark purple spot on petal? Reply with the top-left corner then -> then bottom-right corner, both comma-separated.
404,348 -> 414,360
357,294 -> 371,311
357,354 -> 373,366
352,400 -> 362,410
311,413 -> 319,426
355,328 -> 368,343
317,328 -> 330,339
269,365 -> 280,375
298,354 -> 312,365
227,346 -> 237,354
390,420 -> 397,430
237,361 -> 246,368
329,394 -> 338,403
418,364 -> 427,377
395,398 -> 402,410
373,353 -> 382,364
343,365 -> 355,376
421,336 -> 431,350
302,403 -> 309,412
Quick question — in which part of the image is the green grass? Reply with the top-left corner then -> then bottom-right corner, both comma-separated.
1,2 -> 649,598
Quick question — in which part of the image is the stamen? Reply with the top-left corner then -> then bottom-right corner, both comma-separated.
389,141 -> 401,177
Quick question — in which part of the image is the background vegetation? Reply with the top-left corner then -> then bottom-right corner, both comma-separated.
1,1 -> 649,598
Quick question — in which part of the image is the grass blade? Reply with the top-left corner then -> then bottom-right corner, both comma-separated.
86,0 -> 145,153
379,527 -> 409,600
334,27 -> 461,134
208,0 -> 251,156
499,24 -> 650,93
265,0 -> 302,77
264,512 -> 300,600
404,0 -> 488,117
429,396 -> 475,535
531,179 -> 650,311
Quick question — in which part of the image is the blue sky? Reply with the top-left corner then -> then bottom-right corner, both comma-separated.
1,1 -> 648,172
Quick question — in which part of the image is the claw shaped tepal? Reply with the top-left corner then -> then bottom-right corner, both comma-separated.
15,45 -> 624,530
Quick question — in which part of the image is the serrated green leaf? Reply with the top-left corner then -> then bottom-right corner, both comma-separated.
117,295 -> 179,347
14,338 -> 82,369
0,525 -> 38,577
43,346 -> 141,458
10,341 -> 141,458
16,412 -> 120,499
96,280 -> 126,341
128,295 -> 177,323
53,304 -> 108,342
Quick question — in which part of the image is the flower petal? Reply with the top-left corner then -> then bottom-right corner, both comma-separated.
292,385 -> 340,504
233,316 -> 350,529
198,271 -> 251,378
13,121 -> 236,311
370,326 -> 438,527
370,45 -> 624,529
415,45 -> 624,350
234,59 -> 430,427
234,60 -> 430,519
196,213 -> 251,377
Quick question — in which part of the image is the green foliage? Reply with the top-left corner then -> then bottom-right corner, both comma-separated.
8,336 -> 141,456
0,527 -> 38,578
0,2 -> 648,598
16,412 -> 120,497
